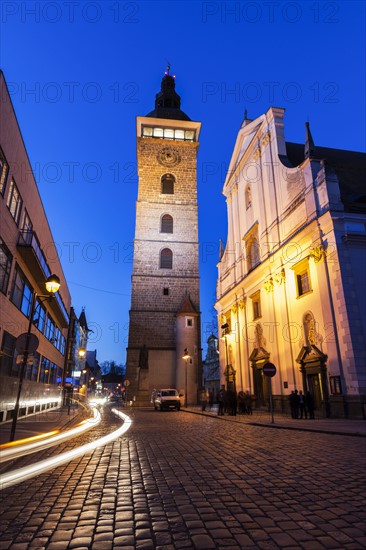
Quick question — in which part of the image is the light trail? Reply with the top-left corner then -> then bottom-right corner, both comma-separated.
0,407 -> 100,462
0,409 -> 132,490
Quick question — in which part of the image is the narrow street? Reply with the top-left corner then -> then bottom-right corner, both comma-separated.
0,407 -> 365,549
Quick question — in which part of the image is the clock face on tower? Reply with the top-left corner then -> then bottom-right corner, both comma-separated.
157,147 -> 181,167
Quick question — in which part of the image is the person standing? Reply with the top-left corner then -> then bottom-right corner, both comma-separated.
217,385 -> 225,416
299,390 -> 307,419
200,388 -> 208,411
306,391 -> 315,419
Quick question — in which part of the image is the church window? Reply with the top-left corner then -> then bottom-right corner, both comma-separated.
293,259 -> 312,297
160,248 -> 173,269
250,291 -> 261,320
161,214 -> 173,233
186,317 -> 193,327
246,236 -> 260,271
163,287 -> 169,295
161,173 -> 175,194
330,376 -> 342,395
245,185 -> 252,209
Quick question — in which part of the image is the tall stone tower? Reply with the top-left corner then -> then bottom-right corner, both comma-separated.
125,70 -> 202,406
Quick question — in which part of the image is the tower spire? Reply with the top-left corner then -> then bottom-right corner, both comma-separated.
304,121 -> 315,158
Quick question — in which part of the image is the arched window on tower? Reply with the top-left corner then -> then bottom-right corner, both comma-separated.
161,173 -> 175,194
245,185 -> 252,209
161,214 -> 173,233
160,248 -> 173,269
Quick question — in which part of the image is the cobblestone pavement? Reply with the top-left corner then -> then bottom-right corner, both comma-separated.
0,407 -> 365,549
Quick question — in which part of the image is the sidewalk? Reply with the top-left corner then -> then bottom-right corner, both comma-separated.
185,406 -> 366,437
0,405 -> 86,446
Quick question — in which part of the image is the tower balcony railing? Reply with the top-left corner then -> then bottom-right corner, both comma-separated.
17,230 -> 69,327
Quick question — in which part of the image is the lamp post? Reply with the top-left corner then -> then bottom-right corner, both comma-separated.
182,348 -> 190,408
10,274 -> 61,442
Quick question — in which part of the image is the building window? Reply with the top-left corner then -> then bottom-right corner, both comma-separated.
0,147 -> 9,196
161,173 -> 175,194
245,185 -> 252,209
45,316 -> 56,343
33,299 -> 46,333
0,238 -> 12,295
6,179 -> 23,225
186,317 -> 193,328
330,376 -> 342,395
293,259 -> 312,297
21,209 -> 33,234
246,236 -> 260,271
11,266 -> 33,317
251,291 -> 261,320
163,287 -> 169,295
59,334 -> 66,355
0,331 -> 16,376
160,248 -> 173,269
39,356 -> 50,383
142,126 -> 195,142
161,214 -> 173,233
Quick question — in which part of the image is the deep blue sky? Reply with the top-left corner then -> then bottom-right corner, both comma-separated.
1,1 -> 365,364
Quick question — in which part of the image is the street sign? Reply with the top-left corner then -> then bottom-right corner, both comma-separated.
15,333 -> 39,354
263,362 -> 277,377
124,380 -> 130,387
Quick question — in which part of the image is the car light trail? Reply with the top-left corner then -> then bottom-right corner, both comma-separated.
0,409 -> 131,490
0,407 -> 100,462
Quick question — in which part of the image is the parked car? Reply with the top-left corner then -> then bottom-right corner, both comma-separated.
151,388 -> 181,411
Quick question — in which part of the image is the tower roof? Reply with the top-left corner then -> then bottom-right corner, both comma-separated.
146,67 -> 191,121
177,292 -> 198,315
79,309 -> 88,331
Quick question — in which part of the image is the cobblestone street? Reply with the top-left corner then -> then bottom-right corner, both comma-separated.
1,407 -> 365,549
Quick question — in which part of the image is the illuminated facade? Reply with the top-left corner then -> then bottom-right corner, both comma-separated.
216,107 -> 366,418
125,71 -> 202,405
0,71 -> 71,420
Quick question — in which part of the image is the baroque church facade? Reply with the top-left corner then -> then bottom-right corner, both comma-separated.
215,107 -> 366,418
125,71 -> 201,405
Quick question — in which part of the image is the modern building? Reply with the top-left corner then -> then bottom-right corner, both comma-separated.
216,106 -> 366,418
125,69 -> 202,405
0,71 -> 71,421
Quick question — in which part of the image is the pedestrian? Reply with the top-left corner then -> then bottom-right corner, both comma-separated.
306,391 -> 315,419
245,391 -> 253,415
238,390 -> 245,414
200,388 -> 208,411
208,389 -> 214,410
217,385 -> 225,416
299,390 -> 307,419
227,389 -> 237,416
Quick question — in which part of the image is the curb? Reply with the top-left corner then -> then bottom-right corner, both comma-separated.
183,408 -> 366,437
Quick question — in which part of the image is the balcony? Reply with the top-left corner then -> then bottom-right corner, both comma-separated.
17,230 -> 69,328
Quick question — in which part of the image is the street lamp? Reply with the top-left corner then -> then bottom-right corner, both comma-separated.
10,274 -> 61,442
221,323 -> 229,390
182,348 -> 190,408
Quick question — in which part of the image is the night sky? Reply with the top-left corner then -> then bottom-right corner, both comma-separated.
1,0 -> 365,364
